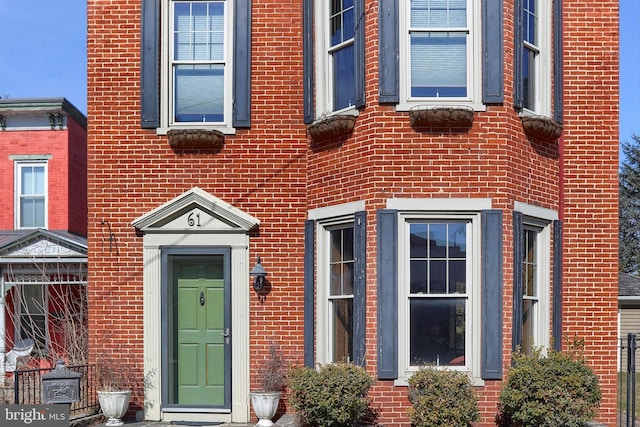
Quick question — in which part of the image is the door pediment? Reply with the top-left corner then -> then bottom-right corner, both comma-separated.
132,187 -> 260,233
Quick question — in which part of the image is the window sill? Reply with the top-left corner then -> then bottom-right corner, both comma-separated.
520,115 -> 563,141
156,124 -> 236,136
409,105 -> 474,131
166,129 -> 225,149
307,114 -> 356,141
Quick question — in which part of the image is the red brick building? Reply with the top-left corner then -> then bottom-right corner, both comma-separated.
0,98 -> 88,380
87,1 -> 619,425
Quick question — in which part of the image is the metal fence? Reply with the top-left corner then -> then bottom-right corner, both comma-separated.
14,363 -> 100,419
620,333 -> 640,427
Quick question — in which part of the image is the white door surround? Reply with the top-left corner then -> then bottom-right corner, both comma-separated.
132,187 -> 258,423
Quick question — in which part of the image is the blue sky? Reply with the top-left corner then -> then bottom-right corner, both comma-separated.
0,1 -> 638,141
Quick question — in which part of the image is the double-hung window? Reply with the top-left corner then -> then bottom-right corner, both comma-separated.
16,162 -> 47,229
309,203 -> 366,367
305,0 -> 364,122
142,0 -> 250,131
167,1 -> 230,127
397,212 -> 481,379
398,0 -> 482,110
519,220 -> 550,353
327,225 -> 355,362
328,0 -> 356,112
513,204 -> 554,355
517,0 -> 552,116
377,203 -> 504,381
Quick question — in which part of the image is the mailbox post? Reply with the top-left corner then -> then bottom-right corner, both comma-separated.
41,360 -> 81,404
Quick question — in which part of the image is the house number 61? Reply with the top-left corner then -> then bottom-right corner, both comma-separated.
187,212 -> 201,227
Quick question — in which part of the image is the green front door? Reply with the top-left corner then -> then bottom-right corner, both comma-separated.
164,251 -> 231,408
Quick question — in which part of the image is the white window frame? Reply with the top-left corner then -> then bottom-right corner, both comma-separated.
397,211 -> 482,383
159,0 -> 236,134
313,0 -> 359,119
397,0 -> 484,112
310,201 -> 364,365
520,0 -> 552,117
15,161 -> 48,229
521,217 -> 551,353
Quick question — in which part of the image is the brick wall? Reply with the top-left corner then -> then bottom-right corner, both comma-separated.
87,0 -> 619,425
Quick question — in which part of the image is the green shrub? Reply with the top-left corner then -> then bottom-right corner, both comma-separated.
497,346 -> 601,427
407,366 -> 480,427
288,363 -> 373,427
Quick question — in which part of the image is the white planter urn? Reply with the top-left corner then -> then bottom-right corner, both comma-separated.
250,391 -> 282,427
97,390 -> 131,426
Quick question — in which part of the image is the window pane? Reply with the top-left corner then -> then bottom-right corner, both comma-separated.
174,2 -> 224,61
523,47 -> 536,110
411,0 -> 466,29
410,224 -> 428,258
333,44 -> 355,111
429,260 -> 446,293
522,298 -> 535,355
20,198 -> 45,228
523,0 -> 536,45
410,297 -> 465,366
332,298 -> 354,362
329,227 -> 354,295
174,65 -> 224,122
411,32 -> 467,97
429,223 -> 448,257
330,0 -> 355,46
410,260 -> 428,293
21,166 -> 45,195
449,260 -> 466,293
524,229 -> 537,297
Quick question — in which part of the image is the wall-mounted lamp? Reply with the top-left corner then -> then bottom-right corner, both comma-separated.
249,256 -> 268,292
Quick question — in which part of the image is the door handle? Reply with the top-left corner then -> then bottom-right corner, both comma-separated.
220,328 -> 230,344
199,291 -> 205,306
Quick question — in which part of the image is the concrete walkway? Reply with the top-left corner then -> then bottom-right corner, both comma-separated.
92,413 -> 298,427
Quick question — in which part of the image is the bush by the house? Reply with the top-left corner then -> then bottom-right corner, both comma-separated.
497,345 -> 601,427
288,363 -> 373,427
407,366 -> 479,427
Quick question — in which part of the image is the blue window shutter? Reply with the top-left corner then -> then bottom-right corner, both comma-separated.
512,211 -> 524,353
233,0 -> 251,128
354,0 -> 366,109
553,1 -> 563,124
377,209 -> 398,379
304,219 -> 315,367
353,211 -> 367,366
141,0 -> 159,129
482,0 -> 504,104
303,0 -> 314,124
552,220 -> 562,351
378,0 -> 399,104
481,209 -> 503,380
513,0 -> 524,110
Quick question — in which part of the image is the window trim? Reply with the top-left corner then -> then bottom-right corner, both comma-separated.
396,211 -> 482,383
311,201 -> 366,366
15,160 -> 48,229
158,0 -> 237,134
396,0 -> 485,112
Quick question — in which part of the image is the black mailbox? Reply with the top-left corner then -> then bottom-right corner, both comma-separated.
41,360 -> 82,404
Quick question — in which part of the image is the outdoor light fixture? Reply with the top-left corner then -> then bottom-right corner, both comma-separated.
250,256 -> 268,292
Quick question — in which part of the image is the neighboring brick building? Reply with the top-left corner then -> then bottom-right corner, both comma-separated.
0,98 -> 88,381
86,1 -> 619,425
